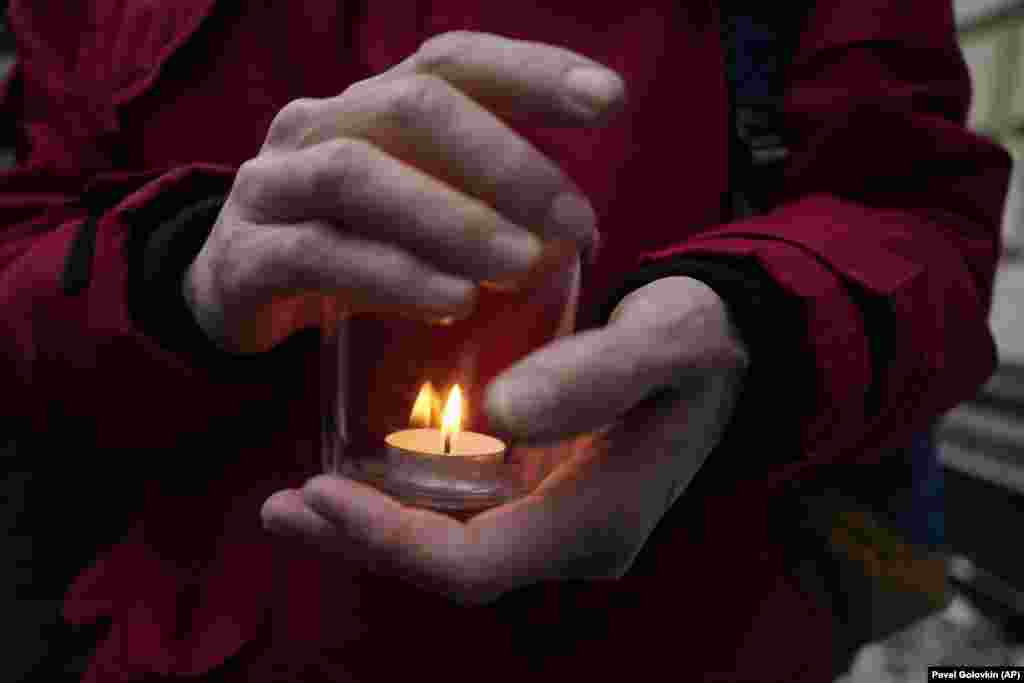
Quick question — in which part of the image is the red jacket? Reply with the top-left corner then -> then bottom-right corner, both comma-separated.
0,1 -> 1010,681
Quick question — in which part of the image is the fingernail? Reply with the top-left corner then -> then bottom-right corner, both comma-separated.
430,276 -> 477,318
487,374 -> 558,438
564,66 -> 625,119
486,378 -> 533,436
546,192 -> 597,248
491,229 -> 543,275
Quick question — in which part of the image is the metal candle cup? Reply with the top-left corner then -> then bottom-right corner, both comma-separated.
385,428 -> 506,461
350,385 -> 514,511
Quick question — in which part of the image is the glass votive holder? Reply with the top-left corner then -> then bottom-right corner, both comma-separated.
321,247 -> 580,513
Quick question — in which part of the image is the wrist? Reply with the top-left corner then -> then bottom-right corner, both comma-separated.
691,277 -> 751,373
610,275 -> 750,373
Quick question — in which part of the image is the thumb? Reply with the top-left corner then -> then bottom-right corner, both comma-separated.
484,276 -> 748,443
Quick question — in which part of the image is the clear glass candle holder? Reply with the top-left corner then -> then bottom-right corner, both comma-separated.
321,247 -> 580,513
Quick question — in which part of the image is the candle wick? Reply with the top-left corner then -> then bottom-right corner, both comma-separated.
444,433 -> 452,455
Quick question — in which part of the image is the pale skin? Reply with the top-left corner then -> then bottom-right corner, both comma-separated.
185,31 -> 749,606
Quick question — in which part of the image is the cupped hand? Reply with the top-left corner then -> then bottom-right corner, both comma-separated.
261,276 -> 748,604
184,31 -> 625,352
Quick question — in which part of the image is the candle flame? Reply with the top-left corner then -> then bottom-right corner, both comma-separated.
410,382 -> 438,428
441,384 -> 463,454
409,382 -> 465,454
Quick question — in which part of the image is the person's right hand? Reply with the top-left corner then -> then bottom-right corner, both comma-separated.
183,31 -> 625,353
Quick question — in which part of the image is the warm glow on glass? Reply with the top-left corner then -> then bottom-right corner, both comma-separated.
409,382 -> 437,428
441,384 -> 463,453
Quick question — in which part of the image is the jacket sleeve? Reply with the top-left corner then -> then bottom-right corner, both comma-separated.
0,160 -> 322,450
638,0 -> 1012,479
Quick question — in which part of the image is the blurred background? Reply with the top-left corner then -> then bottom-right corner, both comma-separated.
837,1 -> 1024,679
0,2 -> 1020,681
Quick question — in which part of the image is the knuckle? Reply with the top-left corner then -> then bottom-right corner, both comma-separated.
416,30 -> 480,70
313,137 -> 375,198
493,147 -> 563,208
275,227 -> 327,285
374,246 -> 428,292
266,97 -> 321,148
232,157 -> 275,209
386,74 -> 456,129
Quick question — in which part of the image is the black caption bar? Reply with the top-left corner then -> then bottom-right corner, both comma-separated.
928,668 -> 1024,680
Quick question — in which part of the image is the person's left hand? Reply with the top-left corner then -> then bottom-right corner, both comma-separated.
261,275 -> 748,605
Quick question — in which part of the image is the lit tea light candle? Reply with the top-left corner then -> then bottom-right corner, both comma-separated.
385,382 -> 506,462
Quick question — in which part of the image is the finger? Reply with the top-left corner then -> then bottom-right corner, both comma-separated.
467,428 -> 671,585
268,75 -> 598,252
395,31 -> 627,126
261,34 -> 624,157
484,325 -> 662,443
460,467 -> 625,586
261,489 -> 338,544
471,379 -> 743,587
235,138 -> 554,284
484,278 -> 748,442
217,211 -> 478,323
300,475 -> 502,605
